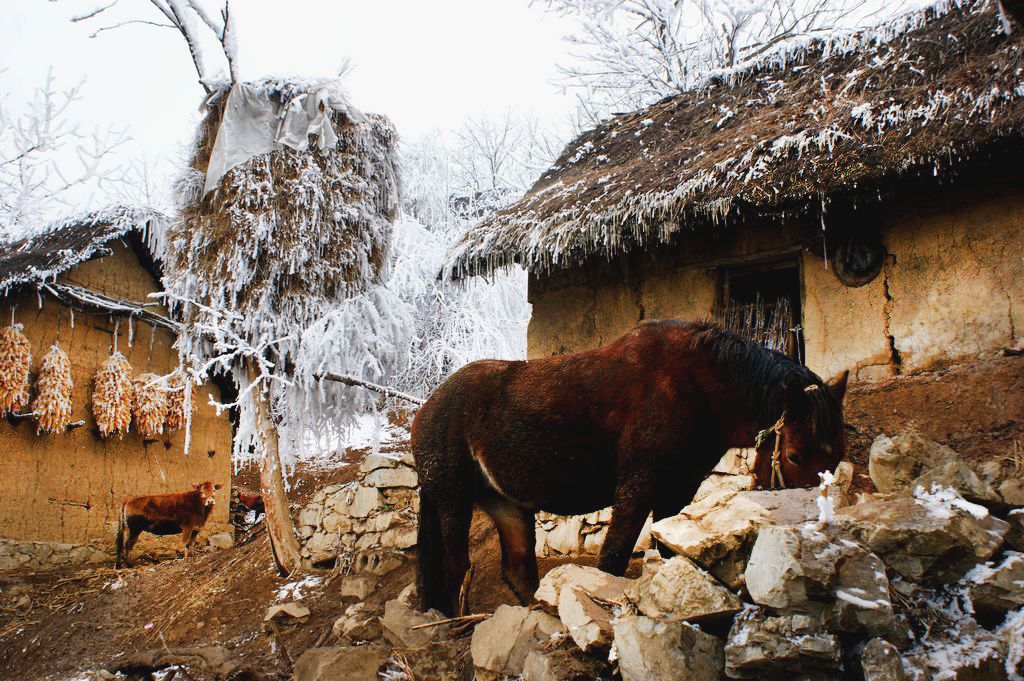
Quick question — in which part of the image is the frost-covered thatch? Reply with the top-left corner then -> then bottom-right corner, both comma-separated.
447,0 -> 1024,278
0,206 -> 167,294
167,78 -> 400,354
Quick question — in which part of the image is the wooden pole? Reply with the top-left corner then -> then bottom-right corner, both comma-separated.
244,359 -> 303,576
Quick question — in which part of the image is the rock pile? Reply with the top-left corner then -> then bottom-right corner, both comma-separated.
536,448 -> 760,559
296,432 -> 1024,681
298,451 -> 418,576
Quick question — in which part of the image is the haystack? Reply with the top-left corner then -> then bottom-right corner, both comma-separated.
166,78 -> 400,353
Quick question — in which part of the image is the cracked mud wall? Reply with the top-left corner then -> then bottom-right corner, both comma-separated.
805,188 -> 1024,381
0,243 -> 233,562
527,186 -> 1024,383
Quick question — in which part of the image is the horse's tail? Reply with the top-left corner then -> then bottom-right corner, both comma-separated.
416,488 -> 448,613
115,502 -> 127,568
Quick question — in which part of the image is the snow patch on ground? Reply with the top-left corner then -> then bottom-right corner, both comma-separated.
275,575 -> 322,602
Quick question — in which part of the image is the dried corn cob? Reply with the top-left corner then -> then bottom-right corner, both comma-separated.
34,344 -> 73,434
164,371 -> 194,432
93,353 -> 133,437
132,372 -> 168,438
0,325 -> 31,414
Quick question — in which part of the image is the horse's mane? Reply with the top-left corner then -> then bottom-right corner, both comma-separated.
675,321 -> 844,443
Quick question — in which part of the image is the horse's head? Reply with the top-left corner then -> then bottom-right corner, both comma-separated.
754,370 -> 848,489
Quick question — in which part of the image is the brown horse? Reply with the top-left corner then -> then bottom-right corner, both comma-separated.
412,320 -> 848,616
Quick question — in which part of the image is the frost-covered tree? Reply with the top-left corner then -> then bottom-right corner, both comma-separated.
545,0 -> 904,123
73,1 -> 408,577
0,71 -> 128,238
389,119 -> 554,400
71,0 -> 239,88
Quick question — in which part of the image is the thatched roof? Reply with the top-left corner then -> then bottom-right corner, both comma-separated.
0,206 -> 167,294
447,0 -> 1024,278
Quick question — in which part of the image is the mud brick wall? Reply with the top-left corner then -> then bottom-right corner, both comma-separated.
526,184 -> 1024,384
0,242 -> 233,566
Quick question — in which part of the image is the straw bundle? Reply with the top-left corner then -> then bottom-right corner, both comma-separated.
132,372 -> 168,438
33,344 -> 73,434
166,79 -> 399,359
93,353 -> 133,437
0,326 -> 31,414
164,371 -> 193,432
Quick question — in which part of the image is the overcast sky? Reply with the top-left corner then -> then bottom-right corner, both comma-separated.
1,0 -> 578,211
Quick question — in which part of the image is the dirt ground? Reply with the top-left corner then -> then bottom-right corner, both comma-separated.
1,354 -> 1020,679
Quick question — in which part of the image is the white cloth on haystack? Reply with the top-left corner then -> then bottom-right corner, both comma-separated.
203,79 -> 361,195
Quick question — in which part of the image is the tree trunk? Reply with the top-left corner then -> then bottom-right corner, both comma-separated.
245,360 -> 303,576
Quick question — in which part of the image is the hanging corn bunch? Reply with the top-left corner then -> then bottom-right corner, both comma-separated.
132,372 -> 168,438
164,371 -> 193,432
0,325 -> 31,414
93,353 -> 133,437
33,344 -> 73,434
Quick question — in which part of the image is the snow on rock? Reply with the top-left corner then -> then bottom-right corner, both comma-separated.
745,523 -> 892,636
724,608 -> 841,679
964,552 -> 1024,619
834,487 -> 1009,585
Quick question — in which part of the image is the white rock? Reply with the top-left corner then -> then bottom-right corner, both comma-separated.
348,486 -> 383,518
724,609 -> 841,678
341,575 -> 378,600
558,585 -> 614,652
868,431 -> 958,494
381,598 -> 448,648
651,487 -> 831,588
363,466 -> 418,489
471,605 -> 563,678
612,614 -> 724,681
332,602 -> 382,642
359,453 -> 400,474
629,555 -> 742,623
965,551 -> 1024,618
545,516 -> 583,555
264,602 -> 310,625
861,638 -> 910,681
534,564 -> 632,608
207,532 -> 234,550
835,490 -> 1009,584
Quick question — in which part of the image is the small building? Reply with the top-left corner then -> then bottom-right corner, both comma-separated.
448,1 -> 1023,385
0,207 -> 234,570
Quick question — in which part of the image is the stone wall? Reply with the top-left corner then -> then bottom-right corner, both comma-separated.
298,452 -> 418,575
526,184 -> 1024,384
298,445 -> 717,565
0,242 -> 234,568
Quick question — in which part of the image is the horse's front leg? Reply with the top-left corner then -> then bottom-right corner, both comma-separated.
598,471 -> 656,575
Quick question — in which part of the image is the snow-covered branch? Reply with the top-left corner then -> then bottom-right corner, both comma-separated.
545,0 -> 914,124
68,0 -> 239,87
0,71 -> 128,238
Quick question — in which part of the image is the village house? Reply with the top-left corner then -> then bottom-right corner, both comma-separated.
448,3 -> 1024,388
0,207 -> 234,570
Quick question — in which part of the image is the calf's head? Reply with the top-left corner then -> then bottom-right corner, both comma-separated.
194,481 -> 222,508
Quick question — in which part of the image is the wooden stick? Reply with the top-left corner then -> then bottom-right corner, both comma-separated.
409,613 -> 489,630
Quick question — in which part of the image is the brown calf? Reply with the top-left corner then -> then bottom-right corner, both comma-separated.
116,481 -> 223,568
237,490 -> 265,517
